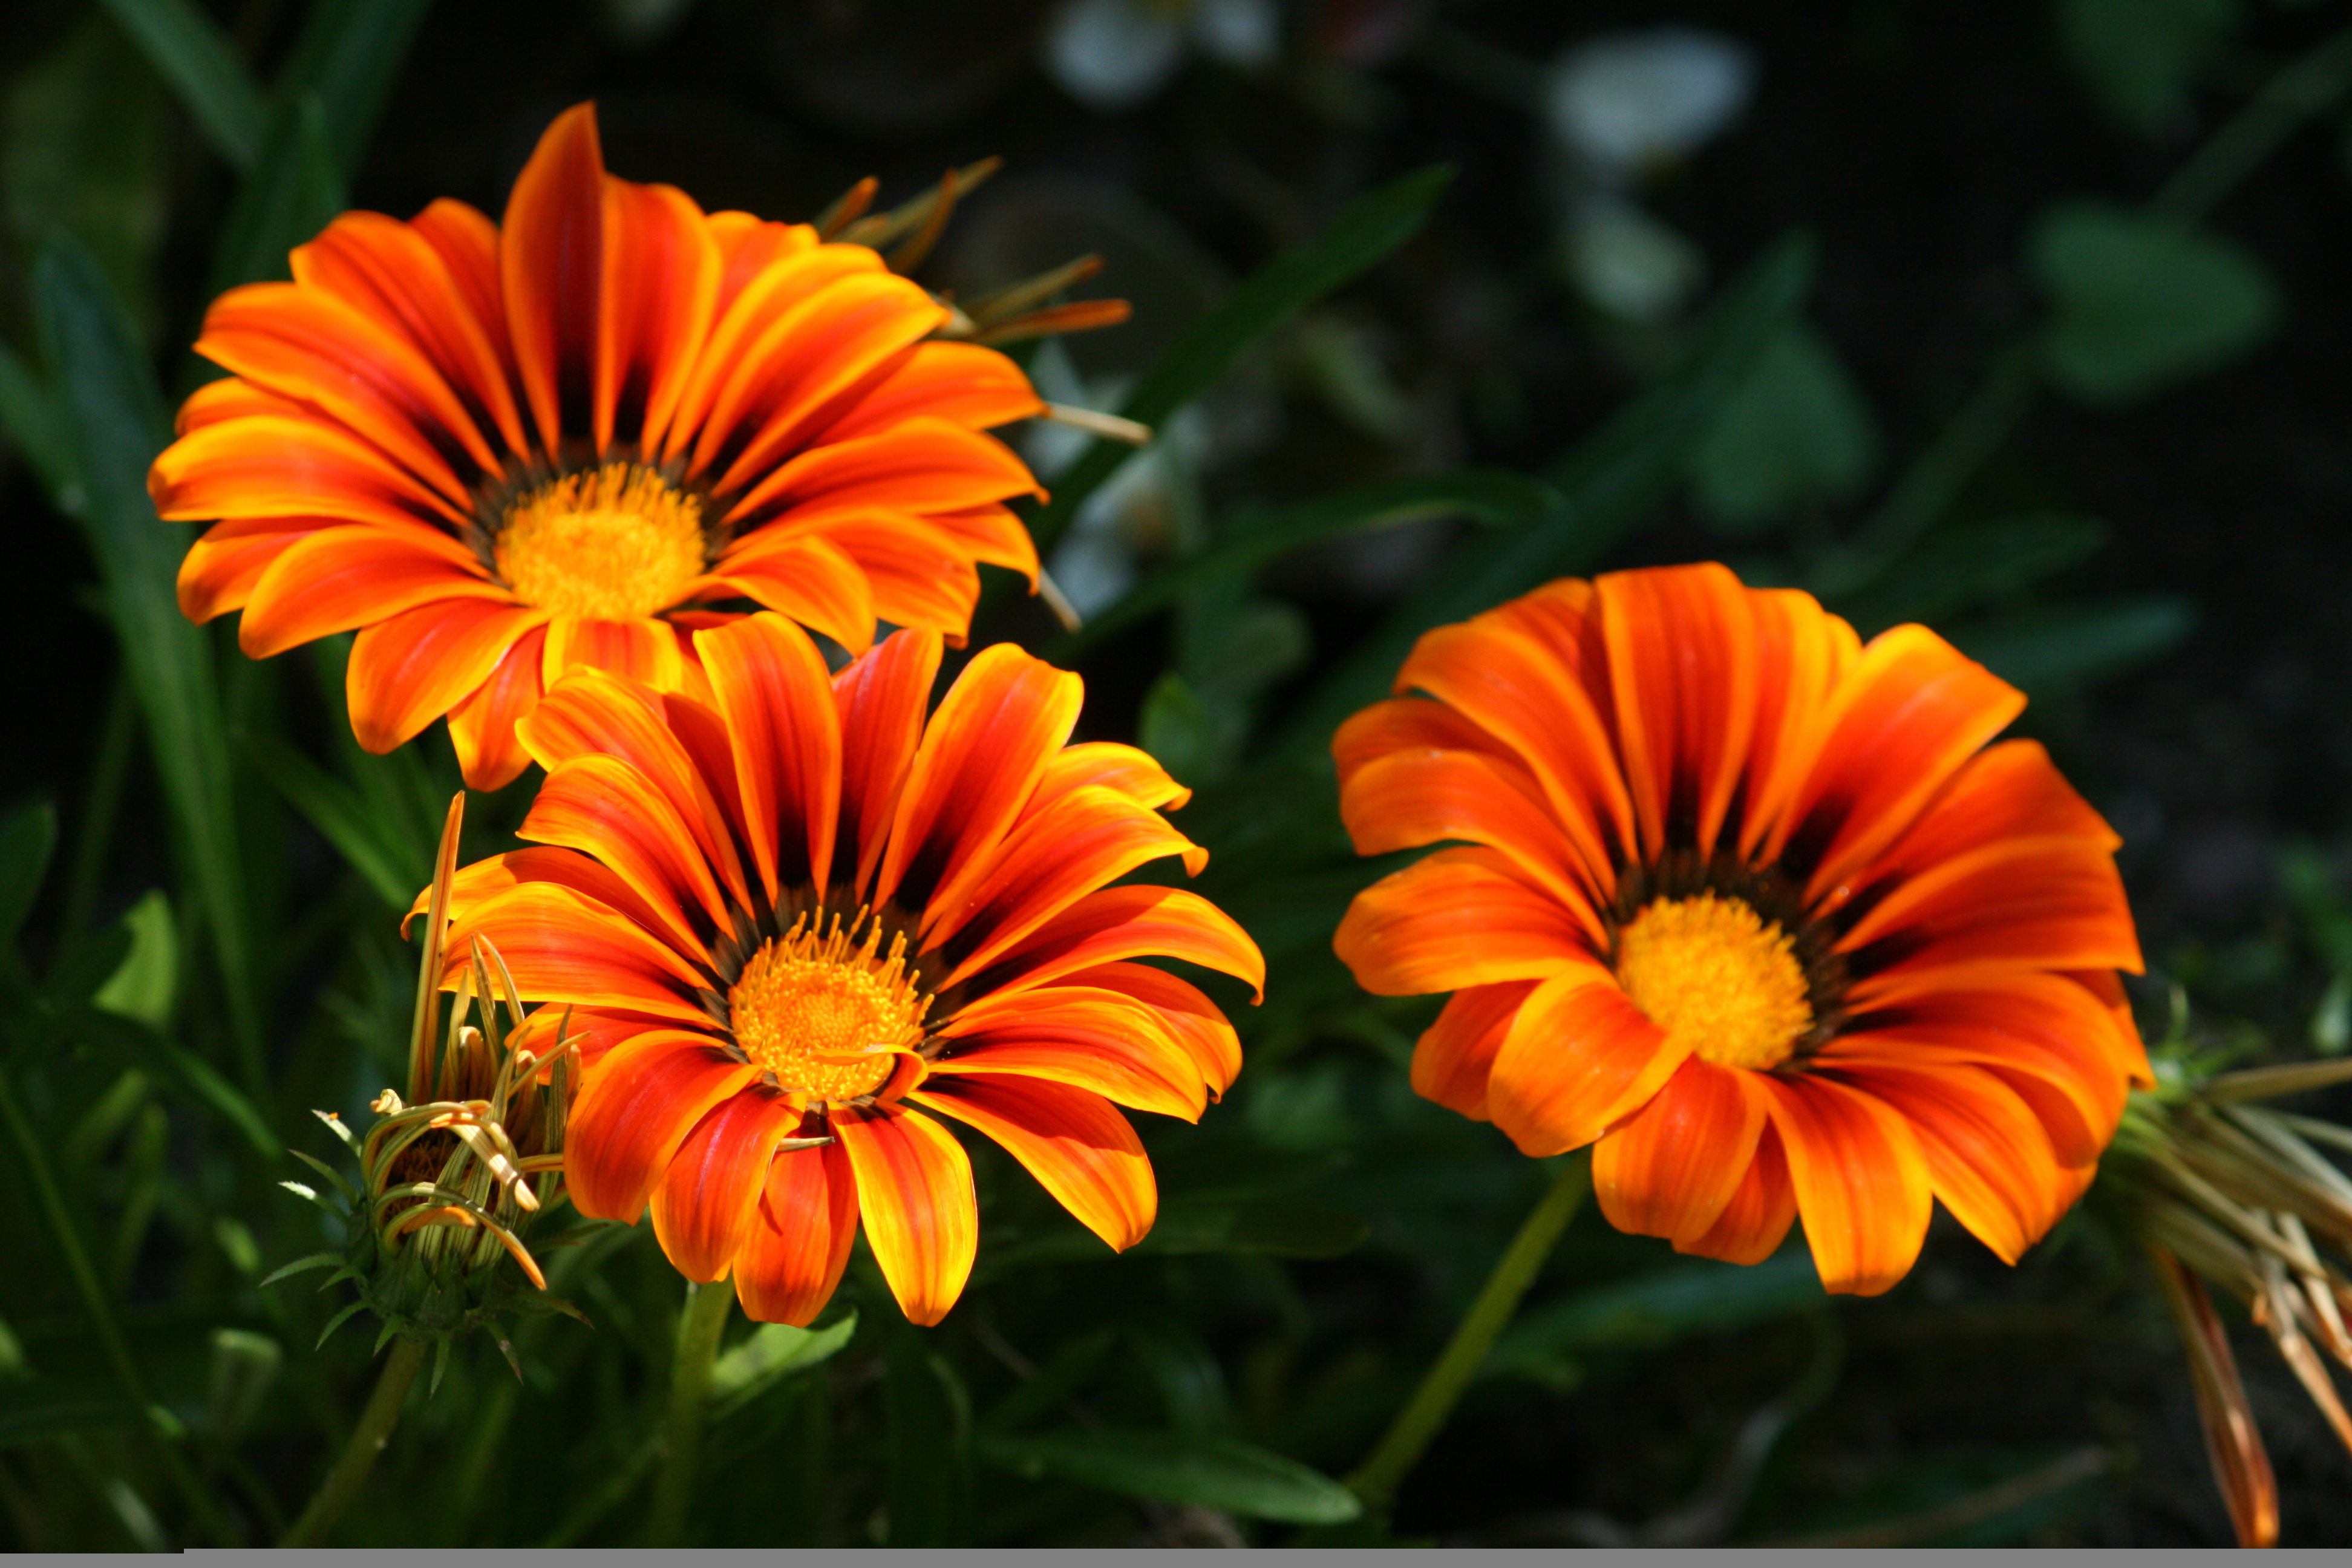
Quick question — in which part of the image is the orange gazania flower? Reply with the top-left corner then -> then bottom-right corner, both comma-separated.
1332,564 -> 2151,1294
431,612 -> 1262,1324
151,102 -> 1049,788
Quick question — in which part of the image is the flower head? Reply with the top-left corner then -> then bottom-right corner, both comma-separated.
430,613 -> 1263,1325
151,102 -> 1060,789
1333,563 -> 2149,1295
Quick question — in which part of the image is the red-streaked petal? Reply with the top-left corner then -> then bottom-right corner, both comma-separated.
1031,742 -> 1190,815
347,599 -> 547,753
1334,846 -> 1602,996
727,416 -> 1037,528
1487,970 -> 1685,1157
175,374 -> 300,434
924,502 -> 1039,582
833,1104 -> 976,1327
875,642 -> 1082,915
932,986 -> 1209,1120
1592,1056 -> 1768,1244
821,513 -> 982,643
1875,739 -> 2120,876
1411,980 -> 1538,1122
666,246 -> 892,466
1057,960 -> 1242,1098
1332,695 -> 1523,789
501,103 -> 604,454
1595,563 -> 1759,861
707,212 -> 820,316
507,1002 -> 671,1081
694,612 -> 841,899
410,199 -> 511,375
238,524 -> 509,658
910,1076 -> 1154,1251
177,514 -> 341,621
1760,1073 -> 1932,1296
701,529 -> 879,657
418,844 -> 650,938
446,624 -> 549,790
1734,586 -> 1860,863
832,628 -> 942,895
443,880 -> 714,1024
1831,1060 -> 2067,1264
1678,1122 -> 1798,1265
649,1086 -> 806,1281
734,1137 -> 858,1326
520,753 -> 733,960
598,175 -> 720,454
958,883 -> 1264,1000
1836,838 -> 2141,981
820,340 -> 1044,442
566,1031 -> 757,1223
541,616 -> 687,693
151,413 -> 466,528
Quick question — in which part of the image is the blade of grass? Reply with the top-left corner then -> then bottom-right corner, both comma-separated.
270,0 -> 434,178
203,90 -> 341,299
243,730 -> 428,909
94,0 -> 265,171
36,238 -> 263,1089
1025,165 -> 1457,554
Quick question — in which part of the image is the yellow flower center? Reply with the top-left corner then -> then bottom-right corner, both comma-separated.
727,912 -> 930,1101
493,462 -> 705,620
1614,892 -> 1814,1072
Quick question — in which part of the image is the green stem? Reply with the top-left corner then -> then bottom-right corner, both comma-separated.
279,1336 -> 426,1547
1345,1153 -> 1591,1514
650,1278 -> 734,1546
2153,25 -> 2352,226
0,1068 -> 237,1546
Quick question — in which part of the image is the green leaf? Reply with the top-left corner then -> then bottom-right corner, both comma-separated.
1952,595 -> 2194,690
1276,230 -> 1815,756
2058,0 -> 2238,134
709,1312 -> 858,1421
270,0 -> 434,180
1488,1250 -> 1823,1383
1048,468 -> 1559,664
885,1330 -> 971,1544
0,344 -> 80,509
1027,165 -> 1456,552
0,1381 -> 142,1446
94,0 -> 266,169
91,890 -> 174,1028
978,1429 -> 1362,1524
1137,672 -> 1216,790
0,804 -> 57,953
36,237 -> 261,1080
244,729 -> 428,908
204,90 -> 342,296
68,1005 -> 279,1158
1687,320 -> 1877,533
1833,512 -> 2109,632
2032,201 -> 2279,403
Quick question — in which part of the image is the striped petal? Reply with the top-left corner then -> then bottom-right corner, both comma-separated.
1488,969 -> 1685,1157
1333,847 -> 1602,996
1410,979 -> 1537,1122
1592,1056 -> 1768,1244
735,1138 -> 860,1327
564,1031 -> 759,1223
1761,1073 -> 1932,1296
695,613 -> 841,899
911,1075 -> 1154,1251
650,1086 -> 808,1282
833,1104 -> 976,1327
347,599 -> 547,753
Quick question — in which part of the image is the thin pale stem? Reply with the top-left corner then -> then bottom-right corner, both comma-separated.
1345,1153 -> 1591,1514
650,1278 -> 735,1545
279,1336 -> 428,1547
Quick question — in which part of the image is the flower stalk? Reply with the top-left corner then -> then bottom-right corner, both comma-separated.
650,1280 -> 737,1546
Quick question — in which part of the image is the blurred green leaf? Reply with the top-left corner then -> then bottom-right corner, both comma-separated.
2032,201 -> 2278,403
245,730 -> 428,908
0,804 -> 57,955
204,90 -> 342,297
91,890 -> 174,1028
68,1005 -> 278,1158
978,1429 -> 1362,1524
272,0 -> 434,179
1488,1250 -> 1821,1385
1833,512 -> 2109,632
36,237 -> 261,1082
95,0 -> 266,169
710,1312 -> 857,1421
204,1327 -> 281,1442
0,343 -> 80,508
1139,1196 -> 1367,1258
0,1381 -> 141,1445
885,1331 -> 971,1544
1277,230 -> 1815,756
1687,320 -> 1877,533
1028,165 -> 1457,552
1050,468 -> 1560,664
2059,0 -> 2238,134
1952,594 -> 2195,690
1138,671 -> 1216,789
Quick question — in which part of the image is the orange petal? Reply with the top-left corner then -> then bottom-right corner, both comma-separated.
1678,1121 -> 1798,1265
446,624 -> 548,790
177,514 -> 341,621
506,1002 -> 673,1080
1331,695 -> 1523,790
932,986 -> 1209,1120
923,501 -> 1039,582
735,1137 -> 858,1327
911,1076 -> 1154,1251
520,753 -> 733,960
833,1103 -> 976,1326
566,1030 -> 757,1223
820,513 -> 982,644
1835,838 -> 2141,982
347,599 -> 548,753
1832,1061 -> 2065,1264
694,612 -> 842,900
1333,846 -> 1602,997
1339,748 -> 1606,944
174,374 -> 301,434
667,245 -> 893,466
417,844 -> 648,936
1732,586 -> 1859,862
1592,1056 -> 1768,1244
501,103 -> 606,454
820,340 -> 1044,441
151,412 -> 466,529
1057,960 -> 1242,1098
541,616 -> 687,693
1487,969 -> 1684,1157
1410,979 -> 1538,1122
1761,1073 -> 1932,1296
1875,739 -> 2120,873
702,530 -> 878,656
1031,742 -> 1190,815
875,642 -> 1082,915
1595,564 -> 1760,860
727,416 -> 1037,529
1777,624 -> 2025,900
443,880 -> 715,1025
599,175 -> 720,454
832,627 -> 943,895
237,524 -> 509,658
707,212 -> 820,316
650,1086 -> 807,1281
410,199 -> 512,377
955,883 -> 1264,1000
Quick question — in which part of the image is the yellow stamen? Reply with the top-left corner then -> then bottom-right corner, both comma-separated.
728,912 -> 930,1101
493,462 -> 705,620
1615,892 -> 1814,1072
